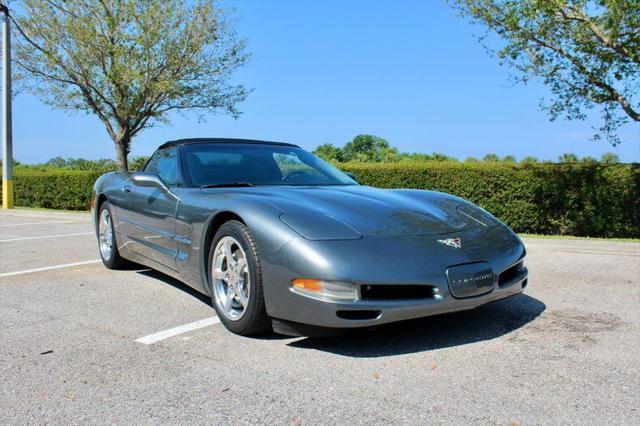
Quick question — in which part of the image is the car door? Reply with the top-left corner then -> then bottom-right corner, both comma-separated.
118,146 -> 180,269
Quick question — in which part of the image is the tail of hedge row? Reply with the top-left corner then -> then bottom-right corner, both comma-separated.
1,163 -> 637,238
0,170 -> 102,211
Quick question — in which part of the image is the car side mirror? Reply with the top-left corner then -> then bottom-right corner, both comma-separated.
344,172 -> 357,182
132,172 -> 169,192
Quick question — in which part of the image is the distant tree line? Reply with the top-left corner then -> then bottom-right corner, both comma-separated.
314,134 -> 622,164
14,156 -> 150,171
13,135 -> 624,170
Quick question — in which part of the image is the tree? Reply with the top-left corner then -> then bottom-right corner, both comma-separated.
313,143 -> 343,162
558,153 -> 579,163
431,152 -> 457,162
483,153 -> 500,162
45,157 -> 67,167
402,153 -> 434,162
378,147 -> 401,162
312,136 -> 461,163
464,156 -> 479,163
521,156 -> 539,163
341,134 -> 398,162
40,157 -> 115,170
580,156 -> 598,164
600,152 -> 620,163
65,158 -> 115,170
502,155 -> 517,163
451,0 -> 639,144
129,156 -> 150,171
11,0 -> 249,170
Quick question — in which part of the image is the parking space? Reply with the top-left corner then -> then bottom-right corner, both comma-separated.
1,210 -> 639,424
0,213 -> 97,275
0,220 -> 92,240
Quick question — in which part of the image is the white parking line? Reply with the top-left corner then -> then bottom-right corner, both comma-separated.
135,317 -> 221,345
0,232 -> 94,243
0,260 -> 101,277
0,220 -> 80,227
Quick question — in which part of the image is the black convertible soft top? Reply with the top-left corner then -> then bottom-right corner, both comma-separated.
159,138 -> 299,150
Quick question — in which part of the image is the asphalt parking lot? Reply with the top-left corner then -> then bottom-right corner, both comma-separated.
1,210 -> 638,425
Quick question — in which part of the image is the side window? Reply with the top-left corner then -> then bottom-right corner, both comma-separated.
144,147 -> 178,186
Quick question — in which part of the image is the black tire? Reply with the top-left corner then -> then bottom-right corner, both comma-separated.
208,220 -> 271,335
97,201 -> 128,269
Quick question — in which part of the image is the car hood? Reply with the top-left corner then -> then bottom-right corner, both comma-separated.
245,185 -> 493,238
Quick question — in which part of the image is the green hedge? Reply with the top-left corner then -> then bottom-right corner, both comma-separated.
339,162 -> 639,238
1,163 -> 638,237
1,170 -> 102,211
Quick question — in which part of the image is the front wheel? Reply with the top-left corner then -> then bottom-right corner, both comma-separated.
208,220 -> 270,335
97,201 -> 128,269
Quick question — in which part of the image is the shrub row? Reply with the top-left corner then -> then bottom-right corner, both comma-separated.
1,163 -> 638,237
2,169 -> 102,211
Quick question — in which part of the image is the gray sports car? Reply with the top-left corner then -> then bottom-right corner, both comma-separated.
92,138 -> 528,336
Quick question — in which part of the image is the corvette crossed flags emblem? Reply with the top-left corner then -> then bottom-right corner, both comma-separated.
437,237 -> 462,249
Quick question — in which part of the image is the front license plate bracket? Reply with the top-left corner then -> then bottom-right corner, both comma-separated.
446,262 -> 494,298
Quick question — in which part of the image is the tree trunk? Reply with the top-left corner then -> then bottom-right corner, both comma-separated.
114,137 -> 130,171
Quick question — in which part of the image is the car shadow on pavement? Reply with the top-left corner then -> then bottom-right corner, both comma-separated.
136,269 -> 213,307
287,294 -> 546,357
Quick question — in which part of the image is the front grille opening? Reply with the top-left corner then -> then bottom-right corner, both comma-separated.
360,284 -> 437,300
336,310 -> 381,320
498,261 -> 525,287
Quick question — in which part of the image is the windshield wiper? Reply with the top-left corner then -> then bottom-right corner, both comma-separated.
200,182 -> 254,189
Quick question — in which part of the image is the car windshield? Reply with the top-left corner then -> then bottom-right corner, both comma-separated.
181,143 -> 358,187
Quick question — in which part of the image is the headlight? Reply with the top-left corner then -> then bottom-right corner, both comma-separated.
280,213 -> 361,240
291,278 -> 358,301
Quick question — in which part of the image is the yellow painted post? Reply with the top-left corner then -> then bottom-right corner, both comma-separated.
2,178 -> 12,209
1,5 -> 13,209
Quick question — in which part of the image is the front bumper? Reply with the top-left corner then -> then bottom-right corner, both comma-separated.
273,267 -> 527,331
260,226 -> 528,330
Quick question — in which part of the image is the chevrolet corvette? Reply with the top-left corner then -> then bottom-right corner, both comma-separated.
92,138 -> 528,336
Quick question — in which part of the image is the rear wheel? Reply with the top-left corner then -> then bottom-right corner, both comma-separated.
209,220 -> 270,335
97,201 -> 128,269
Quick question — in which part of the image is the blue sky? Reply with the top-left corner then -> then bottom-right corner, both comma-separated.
8,0 -> 640,163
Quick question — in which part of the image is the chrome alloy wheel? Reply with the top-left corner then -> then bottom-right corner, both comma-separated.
212,236 -> 251,321
98,208 -> 113,260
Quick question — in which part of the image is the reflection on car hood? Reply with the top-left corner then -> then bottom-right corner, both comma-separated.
250,185 -> 491,237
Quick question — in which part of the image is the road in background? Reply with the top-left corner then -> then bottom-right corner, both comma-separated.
1,210 -> 638,424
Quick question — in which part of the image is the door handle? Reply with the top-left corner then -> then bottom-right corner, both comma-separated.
122,185 -> 131,193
